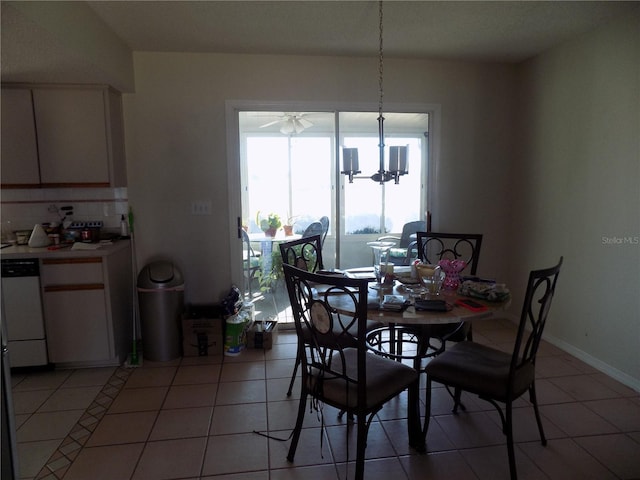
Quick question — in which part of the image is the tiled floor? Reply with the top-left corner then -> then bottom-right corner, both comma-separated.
10,317 -> 640,480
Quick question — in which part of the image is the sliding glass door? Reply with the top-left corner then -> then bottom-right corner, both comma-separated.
238,109 -> 429,277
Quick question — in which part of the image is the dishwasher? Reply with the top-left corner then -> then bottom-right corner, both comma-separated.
1,259 -> 48,368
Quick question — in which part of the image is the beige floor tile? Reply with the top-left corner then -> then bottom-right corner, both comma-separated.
540,402 -> 619,437
268,463 -> 339,480
86,411 -> 157,446
265,341 -> 298,361
163,383 -> 217,409
400,450 -> 478,480
12,389 -> 54,414
16,410 -> 84,442
16,439 -> 61,478
173,363 -> 221,385
269,427 -> 334,470
180,354 -> 223,365
132,437 -> 207,480
202,432 -> 269,476
519,437 -> 618,479
124,366 -> 177,388
549,374 -> 619,401
64,443 -> 145,480
150,406 -> 213,440
266,358 -> 298,380
62,367 -> 117,387
216,379 -> 266,405
219,361 -> 266,382
433,411 -> 505,449
108,386 -> 168,413
575,433 -> 640,479
460,444 -> 544,480
210,402 -> 267,435
583,397 -> 640,431
38,385 -> 102,412
202,471 -> 270,480
12,370 -> 73,391
266,376 -> 300,402
338,457 -> 409,480
326,421 -> 396,462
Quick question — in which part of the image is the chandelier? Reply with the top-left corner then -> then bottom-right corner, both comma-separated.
341,0 -> 408,185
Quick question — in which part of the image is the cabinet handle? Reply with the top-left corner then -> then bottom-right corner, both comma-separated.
45,284 -> 104,292
43,257 -> 102,265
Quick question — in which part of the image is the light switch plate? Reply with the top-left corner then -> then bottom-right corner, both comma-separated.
191,200 -> 212,215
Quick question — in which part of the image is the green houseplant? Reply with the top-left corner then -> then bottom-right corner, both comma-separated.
256,212 -> 282,237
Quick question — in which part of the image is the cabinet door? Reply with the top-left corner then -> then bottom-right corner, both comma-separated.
33,87 -> 110,186
43,286 -> 111,364
0,88 -> 40,186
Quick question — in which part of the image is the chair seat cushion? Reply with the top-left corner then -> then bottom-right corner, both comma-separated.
389,247 -> 408,258
425,342 -> 534,401
308,348 -> 418,410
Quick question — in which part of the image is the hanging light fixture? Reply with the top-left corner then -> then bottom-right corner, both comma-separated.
341,0 -> 408,185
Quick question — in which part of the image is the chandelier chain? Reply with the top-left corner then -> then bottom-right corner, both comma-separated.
378,0 -> 384,116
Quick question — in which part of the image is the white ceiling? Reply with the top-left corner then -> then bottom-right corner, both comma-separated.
1,1 -> 635,91
86,0 -> 631,62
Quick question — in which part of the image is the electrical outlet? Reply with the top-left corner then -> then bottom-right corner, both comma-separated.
191,200 -> 212,215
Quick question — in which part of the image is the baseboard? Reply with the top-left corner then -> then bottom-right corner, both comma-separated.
544,333 -> 640,393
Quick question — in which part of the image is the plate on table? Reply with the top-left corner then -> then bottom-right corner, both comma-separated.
395,275 -> 420,285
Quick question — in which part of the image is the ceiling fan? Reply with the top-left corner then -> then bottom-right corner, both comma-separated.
259,112 -> 314,134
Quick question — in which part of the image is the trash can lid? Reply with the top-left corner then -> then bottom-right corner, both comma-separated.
138,261 -> 184,289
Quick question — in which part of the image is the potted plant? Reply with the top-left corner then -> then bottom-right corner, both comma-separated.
283,214 -> 297,236
256,211 -> 282,237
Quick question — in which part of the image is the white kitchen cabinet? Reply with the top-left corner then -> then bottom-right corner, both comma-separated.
41,244 -> 133,367
0,88 -> 40,186
0,85 -> 127,188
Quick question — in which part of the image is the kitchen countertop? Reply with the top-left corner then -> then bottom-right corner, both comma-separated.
0,238 -> 131,259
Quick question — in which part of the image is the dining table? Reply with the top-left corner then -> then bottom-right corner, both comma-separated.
329,267 -> 511,452
248,232 -> 301,274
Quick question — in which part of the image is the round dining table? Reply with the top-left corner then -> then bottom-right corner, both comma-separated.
326,271 -> 511,452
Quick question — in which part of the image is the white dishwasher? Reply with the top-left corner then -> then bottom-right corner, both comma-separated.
1,259 -> 48,367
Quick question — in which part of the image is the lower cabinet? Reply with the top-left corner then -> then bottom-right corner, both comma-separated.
43,286 -> 110,364
41,245 -> 132,367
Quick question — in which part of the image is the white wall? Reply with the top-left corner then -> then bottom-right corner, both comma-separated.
512,10 -> 640,388
123,53 -> 516,305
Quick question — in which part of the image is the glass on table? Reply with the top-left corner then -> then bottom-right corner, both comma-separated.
415,263 -> 445,298
367,241 -> 395,289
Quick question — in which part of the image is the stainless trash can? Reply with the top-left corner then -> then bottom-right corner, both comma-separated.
137,261 -> 184,361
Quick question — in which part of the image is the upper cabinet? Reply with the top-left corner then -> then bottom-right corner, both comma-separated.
1,88 -> 40,186
1,84 -> 127,188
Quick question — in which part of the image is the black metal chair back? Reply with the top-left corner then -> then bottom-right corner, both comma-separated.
416,232 -> 483,274
279,235 -> 324,273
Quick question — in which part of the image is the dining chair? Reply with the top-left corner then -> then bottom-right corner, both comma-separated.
241,229 -> 261,297
377,220 -> 426,265
319,215 -> 330,246
280,235 -> 324,396
283,264 -> 418,480
416,231 -> 483,347
301,221 -> 324,239
424,257 -> 563,480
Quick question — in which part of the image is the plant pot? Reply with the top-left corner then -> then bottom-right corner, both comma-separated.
283,225 -> 294,236
264,227 -> 278,237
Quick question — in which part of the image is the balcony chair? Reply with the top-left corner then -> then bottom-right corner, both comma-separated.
283,263 -> 418,480
301,221 -> 324,239
377,220 -> 425,265
424,257 -> 563,480
241,229 -> 261,297
319,215 -> 330,246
